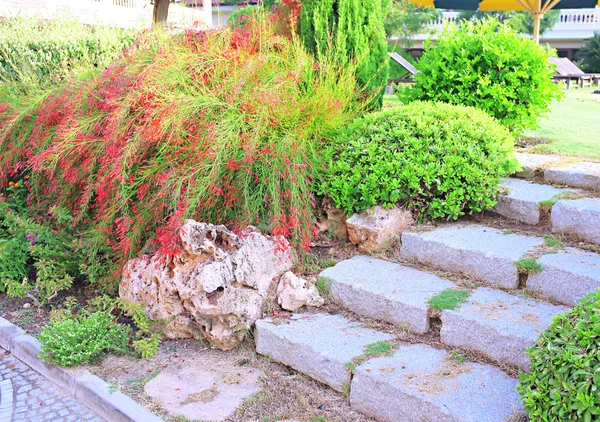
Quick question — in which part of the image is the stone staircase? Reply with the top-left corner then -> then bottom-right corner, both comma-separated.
254,153 -> 600,422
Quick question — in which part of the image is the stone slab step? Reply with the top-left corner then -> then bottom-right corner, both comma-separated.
514,152 -> 562,179
493,178 -> 573,225
350,343 -> 524,422
545,161 -> 600,191
400,224 -> 544,289
527,248 -> 600,306
255,313 -> 392,392
320,256 -> 455,334
551,198 -> 600,245
440,288 -> 567,370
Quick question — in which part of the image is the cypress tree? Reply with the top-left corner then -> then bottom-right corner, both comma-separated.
299,0 -> 391,108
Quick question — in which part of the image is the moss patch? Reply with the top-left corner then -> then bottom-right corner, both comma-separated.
428,289 -> 470,311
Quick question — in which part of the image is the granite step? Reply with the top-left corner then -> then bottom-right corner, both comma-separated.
255,313 -> 392,392
551,198 -> 600,245
493,178 -> 573,225
400,224 -> 544,289
350,343 -> 524,422
320,255 -> 456,334
527,247 -> 600,306
514,152 -> 562,179
545,162 -> 600,191
440,288 -> 567,371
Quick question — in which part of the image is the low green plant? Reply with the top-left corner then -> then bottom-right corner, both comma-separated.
0,15 -> 134,95
363,341 -> 392,357
543,235 -> 563,249
451,350 -> 466,363
315,276 -> 332,296
38,311 -> 132,366
516,258 -> 542,274
429,289 -> 470,311
321,101 -> 519,220
518,289 -> 600,421
403,18 -> 562,134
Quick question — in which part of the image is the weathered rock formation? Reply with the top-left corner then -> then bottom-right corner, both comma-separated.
120,220 -> 292,350
276,271 -> 324,312
346,206 -> 414,253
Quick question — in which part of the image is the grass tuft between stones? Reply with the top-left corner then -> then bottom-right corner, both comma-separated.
543,235 -> 563,250
346,341 -> 394,375
516,258 -> 542,274
315,276 -> 332,296
428,289 -> 470,311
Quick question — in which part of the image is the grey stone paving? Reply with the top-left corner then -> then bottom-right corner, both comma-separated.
544,161 -> 600,191
350,343 -> 524,422
514,153 -> 562,179
440,288 -> 568,371
255,313 -> 392,392
551,198 -> 600,245
0,348 -> 103,422
321,255 -> 455,334
493,178 -> 573,225
528,248 -> 600,306
400,224 -> 544,289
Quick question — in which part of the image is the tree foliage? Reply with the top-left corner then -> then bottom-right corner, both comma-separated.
298,0 -> 391,108
458,10 -> 560,36
577,32 -> 600,73
385,0 -> 440,47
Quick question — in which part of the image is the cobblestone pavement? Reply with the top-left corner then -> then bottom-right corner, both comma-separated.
0,348 -> 104,422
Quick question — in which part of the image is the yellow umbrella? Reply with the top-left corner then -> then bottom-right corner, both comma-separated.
410,0 -> 600,44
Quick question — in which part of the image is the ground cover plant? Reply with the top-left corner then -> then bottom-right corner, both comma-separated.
518,289 -> 600,421
0,16 -> 134,95
403,18 -> 562,134
0,13 -> 363,295
320,101 -> 519,220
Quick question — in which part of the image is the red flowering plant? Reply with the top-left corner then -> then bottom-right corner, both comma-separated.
0,14 -> 363,291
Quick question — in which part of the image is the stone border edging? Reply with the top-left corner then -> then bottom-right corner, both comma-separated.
0,316 -> 163,422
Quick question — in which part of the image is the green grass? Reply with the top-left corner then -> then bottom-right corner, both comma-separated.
315,276 -> 332,296
516,258 -> 542,274
543,235 -> 563,249
523,87 -> 600,159
363,341 -> 392,357
428,289 -> 470,310
383,94 -> 401,109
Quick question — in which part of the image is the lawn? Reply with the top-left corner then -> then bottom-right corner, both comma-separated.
523,86 -> 600,159
386,87 -> 600,160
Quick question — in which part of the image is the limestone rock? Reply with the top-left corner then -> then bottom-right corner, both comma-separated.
316,198 -> 348,240
120,220 -> 292,350
346,206 -> 413,253
276,272 -> 324,312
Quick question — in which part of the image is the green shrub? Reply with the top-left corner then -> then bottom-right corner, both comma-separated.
38,311 -> 132,366
320,101 -> 519,220
0,16 -> 134,94
298,0 -> 391,107
228,5 -> 260,28
405,18 -> 562,134
0,18 -> 362,280
518,290 -> 600,421
576,32 -> 600,73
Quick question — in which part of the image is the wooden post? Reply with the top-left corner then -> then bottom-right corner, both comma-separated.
532,13 -> 542,44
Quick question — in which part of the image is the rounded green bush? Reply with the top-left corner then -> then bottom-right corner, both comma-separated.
518,290 -> 600,422
406,18 -> 562,134
321,101 -> 519,220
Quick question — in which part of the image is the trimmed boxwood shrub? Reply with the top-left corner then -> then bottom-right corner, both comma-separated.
320,101 -> 519,221
405,18 -> 562,134
518,290 -> 600,422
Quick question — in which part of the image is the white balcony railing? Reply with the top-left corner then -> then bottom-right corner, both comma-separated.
414,8 -> 600,42
0,0 -> 208,28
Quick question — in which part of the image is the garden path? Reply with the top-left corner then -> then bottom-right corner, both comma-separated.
0,348 -> 103,422
253,153 -> 600,421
